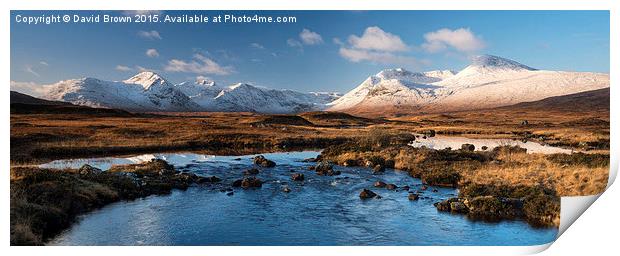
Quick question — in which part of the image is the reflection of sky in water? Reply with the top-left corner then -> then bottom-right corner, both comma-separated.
410,136 -> 572,154
48,151 -> 557,246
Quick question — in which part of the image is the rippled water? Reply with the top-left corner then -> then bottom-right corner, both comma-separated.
47,151 -> 557,246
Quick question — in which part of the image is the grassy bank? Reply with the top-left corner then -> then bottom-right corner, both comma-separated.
320,130 -> 609,227
10,160 -> 212,245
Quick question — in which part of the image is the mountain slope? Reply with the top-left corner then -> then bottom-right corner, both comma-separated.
330,54 -> 609,116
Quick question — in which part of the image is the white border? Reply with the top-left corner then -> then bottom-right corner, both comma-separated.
3,1 -> 617,255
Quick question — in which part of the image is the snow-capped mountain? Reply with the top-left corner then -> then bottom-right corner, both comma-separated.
45,72 -> 200,112
329,55 -> 609,114
43,71 -> 340,113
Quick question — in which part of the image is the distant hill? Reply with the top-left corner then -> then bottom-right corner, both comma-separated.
499,88 -> 609,112
10,91 -> 133,116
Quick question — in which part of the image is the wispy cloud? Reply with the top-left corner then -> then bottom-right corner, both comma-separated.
146,48 -> 160,58
421,28 -> 485,53
137,30 -> 162,40
39,61 -> 49,66
287,38 -> 303,51
164,53 -> 234,76
115,65 -> 133,72
10,81 -> 52,96
250,43 -> 265,50
25,65 -> 39,77
299,28 -> 323,45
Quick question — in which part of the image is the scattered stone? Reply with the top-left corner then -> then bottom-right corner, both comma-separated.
226,191 -> 234,196
233,158 -> 242,161
282,186 -> 291,193
291,173 -> 305,181
244,168 -> 260,175
359,189 -> 378,199
253,155 -> 276,168
432,189 -> 438,192
420,185 -> 428,190
373,181 -> 387,188
408,193 -> 419,201
521,120 -> 529,126
386,184 -> 398,190
402,185 -> 410,191
481,146 -> 489,150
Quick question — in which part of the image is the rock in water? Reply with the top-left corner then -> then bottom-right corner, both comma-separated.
408,193 -> 419,201
386,184 -> 398,190
240,177 -> 263,188
253,155 -> 276,168
315,162 -> 340,176
373,181 -> 387,188
291,173 -> 305,181
359,189 -> 378,199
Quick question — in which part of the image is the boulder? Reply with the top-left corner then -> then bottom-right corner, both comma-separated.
282,186 -> 292,193
386,184 -> 398,190
253,155 -> 276,168
241,177 -> 263,188
373,181 -> 387,188
315,162 -> 340,176
291,173 -> 305,181
461,144 -> 475,152
450,201 -> 469,213
408,193 -> 419,201
359,189 -> 378,199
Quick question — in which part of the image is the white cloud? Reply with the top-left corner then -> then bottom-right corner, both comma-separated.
115,65 -> 133,72
146,48 -> 160,58
10,81 -> 51,96
299,28 -> 323,45
421,28 -> 485,53
347,26 -> 409,52
137,30 -> 162,40
39,61 -> 49,66
287,38 -> 303,51
337,26 -> 421,66
250,43 -> 265,49
164,53 -> 234,76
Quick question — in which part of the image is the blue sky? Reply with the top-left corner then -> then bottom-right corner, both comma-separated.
10,10 -> 609,95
